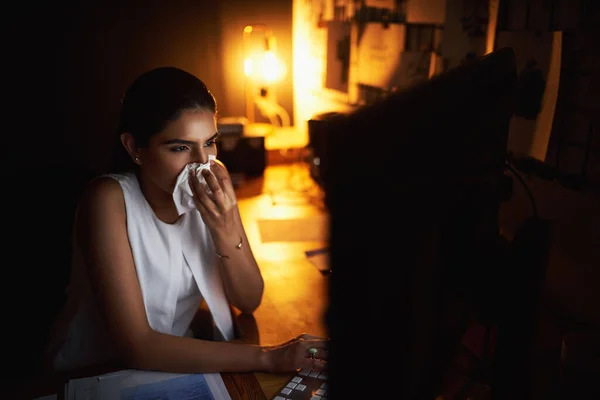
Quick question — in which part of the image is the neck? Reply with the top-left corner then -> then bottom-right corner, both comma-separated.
136,170 -> 180,224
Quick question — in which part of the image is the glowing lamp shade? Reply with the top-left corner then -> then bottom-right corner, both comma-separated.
242,24 -> 288,123
244,50 -> 286,84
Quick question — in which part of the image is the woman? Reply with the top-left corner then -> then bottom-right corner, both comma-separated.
45,66 -> 327,374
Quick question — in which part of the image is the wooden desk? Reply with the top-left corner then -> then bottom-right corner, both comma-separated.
240,259 -> 329,400
235,165 -> 330,397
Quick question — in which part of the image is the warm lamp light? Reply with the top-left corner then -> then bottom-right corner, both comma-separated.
243,24 -> 286,84
242,24 -> 287,124
243,51 -> 286,83
244,51 -> 286,84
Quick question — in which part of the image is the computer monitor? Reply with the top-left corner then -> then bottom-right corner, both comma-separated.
323,47 -> 518,399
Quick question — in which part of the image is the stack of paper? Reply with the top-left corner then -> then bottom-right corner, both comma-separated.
64,369 -> 232,400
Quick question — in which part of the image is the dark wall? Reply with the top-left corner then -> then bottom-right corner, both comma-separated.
2,0 -> 292,174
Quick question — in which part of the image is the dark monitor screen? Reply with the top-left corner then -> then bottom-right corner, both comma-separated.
323,47 -> 518,399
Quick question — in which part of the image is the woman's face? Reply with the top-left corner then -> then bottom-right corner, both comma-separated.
137,109 -> 219,194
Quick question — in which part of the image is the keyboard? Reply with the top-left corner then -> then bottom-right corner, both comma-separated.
272,366 -> 329,400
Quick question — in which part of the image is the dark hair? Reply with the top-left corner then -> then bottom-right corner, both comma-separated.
109,67 -> 217,172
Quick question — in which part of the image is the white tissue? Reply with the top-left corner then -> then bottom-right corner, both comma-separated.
173,154 -> 216,216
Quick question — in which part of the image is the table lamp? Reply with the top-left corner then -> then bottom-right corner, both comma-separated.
242,24 -> 289,127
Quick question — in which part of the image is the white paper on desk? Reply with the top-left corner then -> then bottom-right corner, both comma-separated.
95,369 -> 232,400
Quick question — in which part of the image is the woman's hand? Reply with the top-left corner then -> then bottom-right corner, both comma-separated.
188,159 -> 237,233
262,333 -> 329,373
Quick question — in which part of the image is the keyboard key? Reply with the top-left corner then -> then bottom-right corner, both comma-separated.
281,388 -> 292,395
320,382 -> 328,389
292,376 -> 303,383
299,368 -> 311,376
315,388 -> 326,396
286,382 -> 298,389
273,397 -> 286,400
309,370 -> 320,378
309,396 -> 322,400
296,384 -> 307,391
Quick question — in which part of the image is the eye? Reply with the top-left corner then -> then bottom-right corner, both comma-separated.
204,138 -> 218,147
170,145 -> 189,153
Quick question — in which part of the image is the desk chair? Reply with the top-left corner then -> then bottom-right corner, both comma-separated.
2,164 -> 96,384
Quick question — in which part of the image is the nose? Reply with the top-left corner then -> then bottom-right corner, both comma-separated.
192,148 -> 209,164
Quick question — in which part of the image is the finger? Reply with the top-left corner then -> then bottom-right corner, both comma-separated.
305,347 -> 329,361
299,357 -> 327,372
188,171 -> 208,200
210,160 -> 237,203
194,196 -> 212,220
189,173 -> 220,217
297,333 -> 325,341
303,342 -> 329,361
309,358 -> 327,373
269,335 -> 304,350
201,169 -> 228,213
299,334 -> 329,349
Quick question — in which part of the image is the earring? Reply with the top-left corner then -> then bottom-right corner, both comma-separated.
134,157 -> 140,164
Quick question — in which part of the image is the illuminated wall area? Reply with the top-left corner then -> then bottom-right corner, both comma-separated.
292,0 -> 451,135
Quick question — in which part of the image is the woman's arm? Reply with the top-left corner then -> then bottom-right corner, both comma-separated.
191,161 -> 264,314
78,177 -> 267,373
211,205 -> 264,314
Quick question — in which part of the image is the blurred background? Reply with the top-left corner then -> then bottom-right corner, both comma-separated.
2,0 -> 293,172
2,0 -> 598,185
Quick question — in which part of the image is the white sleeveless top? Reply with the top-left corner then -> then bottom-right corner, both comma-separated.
53,172 -> 235,371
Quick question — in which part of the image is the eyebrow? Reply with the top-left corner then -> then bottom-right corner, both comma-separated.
161,132 -> 220,145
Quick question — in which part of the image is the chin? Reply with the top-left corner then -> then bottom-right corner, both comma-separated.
153,175 -> 179,196
164,176 -> 180,194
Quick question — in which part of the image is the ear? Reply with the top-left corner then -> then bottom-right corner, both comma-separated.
120,133 -> 141,164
